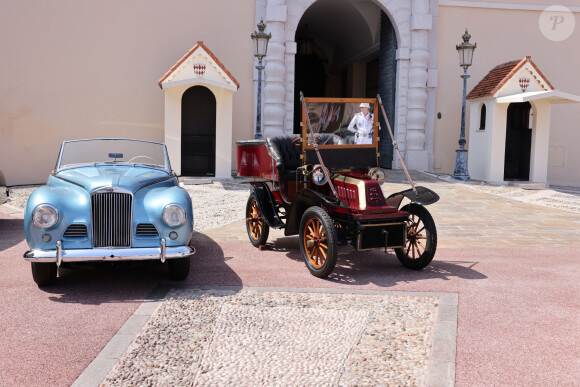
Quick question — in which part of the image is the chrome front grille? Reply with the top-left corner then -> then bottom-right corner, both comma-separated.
136,223 -> 159,237
91,192 -> 132,247
64,224 -> 88,238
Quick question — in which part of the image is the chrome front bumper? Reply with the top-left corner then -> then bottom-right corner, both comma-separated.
23,239 -> 195,267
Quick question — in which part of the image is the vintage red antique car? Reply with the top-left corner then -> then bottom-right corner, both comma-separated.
237,95 -> 439,278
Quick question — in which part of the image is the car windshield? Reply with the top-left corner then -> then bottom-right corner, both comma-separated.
302,99 -> 377,146
57,139 -> 168,171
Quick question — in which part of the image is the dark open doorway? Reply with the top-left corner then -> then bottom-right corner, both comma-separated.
181,86 -> 216,176
293,0 -> 397,168
504,102 -> 532,180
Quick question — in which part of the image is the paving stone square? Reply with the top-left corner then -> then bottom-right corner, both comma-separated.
103,289 -> 440,387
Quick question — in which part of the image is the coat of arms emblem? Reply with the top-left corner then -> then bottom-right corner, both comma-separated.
194,63 -> 206,76
519,77 -> 530,92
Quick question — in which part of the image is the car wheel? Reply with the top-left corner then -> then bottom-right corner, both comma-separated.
395,204 -> 437,270
246,193 -> 269,247
168,256 -> 190,280
31,262 -> 57,286
299,206 -> 338,278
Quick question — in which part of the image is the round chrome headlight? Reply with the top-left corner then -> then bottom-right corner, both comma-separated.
32,204 -> 59,229
368,167 -> 386,183
162,204 -> 186,227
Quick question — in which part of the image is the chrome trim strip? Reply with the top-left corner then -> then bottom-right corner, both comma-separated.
136,175 -> 174,191
62,138 -> 165,146
56,138 -> 170,173
52,174 -> 86,189
57,163 -> 169,174
23,245 -> 195,262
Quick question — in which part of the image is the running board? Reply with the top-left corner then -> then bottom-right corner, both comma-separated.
251,183 -> 285,229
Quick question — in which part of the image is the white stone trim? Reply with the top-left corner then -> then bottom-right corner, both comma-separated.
496,90 -> 580,104
412,14 -> 433,30
396,48 -> 411,60
162,78 -> 238,92
439,0 -> 580,13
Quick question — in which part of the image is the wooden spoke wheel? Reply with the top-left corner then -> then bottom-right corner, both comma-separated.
245,193 -> 269,247
395,204 -> 437,270
299,206 -> 337,278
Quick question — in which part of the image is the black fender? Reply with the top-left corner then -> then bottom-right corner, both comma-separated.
386,186 -> 440,208
249,182 -> 285,229
284,189 -> 348,236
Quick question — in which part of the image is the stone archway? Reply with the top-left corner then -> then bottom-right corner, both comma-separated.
292,1 -> 398,167
257,0 -> 436,171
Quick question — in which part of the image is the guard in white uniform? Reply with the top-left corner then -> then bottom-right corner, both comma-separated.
347,103 -> 374,144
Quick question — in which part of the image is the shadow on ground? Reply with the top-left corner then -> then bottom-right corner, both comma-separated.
40,232 -> 243,304
0,218 -> 25,252
270,236 -> 487,287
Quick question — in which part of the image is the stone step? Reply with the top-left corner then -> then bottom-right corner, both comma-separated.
181,177 -> 213,185
514,182 -> 546,190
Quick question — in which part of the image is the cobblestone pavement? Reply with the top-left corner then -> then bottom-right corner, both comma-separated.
102,289 -> 442,387
386,173 -> 580,248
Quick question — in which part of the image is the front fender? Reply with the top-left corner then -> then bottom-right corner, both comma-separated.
386,186 -> 440,208
133,186 -> 193,247
24,184 -> 91,250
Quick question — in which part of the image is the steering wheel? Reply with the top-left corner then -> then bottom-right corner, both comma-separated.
127,155 -> 158,165
292,137 -> 303,147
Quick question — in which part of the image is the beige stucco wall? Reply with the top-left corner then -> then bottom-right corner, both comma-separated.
2,0 -> 580,187
0,0 -> 255,185
435,3 -> 580,186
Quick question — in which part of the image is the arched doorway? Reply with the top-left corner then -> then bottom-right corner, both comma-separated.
181,86 -> 216,176
293,0 -> 397,167
504,102 -> 532,180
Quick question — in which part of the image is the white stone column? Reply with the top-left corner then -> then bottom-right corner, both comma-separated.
489,103 -> 509,183
284,41 -> 297,133
393,49 -> 410,170
529,100 -> 550,184
405,0 -> 432,171
263,0 -> 287,137
467,101 -> 491,181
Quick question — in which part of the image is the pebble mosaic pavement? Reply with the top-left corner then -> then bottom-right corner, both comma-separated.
102,289 -> 443,387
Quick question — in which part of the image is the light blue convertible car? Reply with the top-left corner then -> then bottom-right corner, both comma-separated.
23,138 -> 195,286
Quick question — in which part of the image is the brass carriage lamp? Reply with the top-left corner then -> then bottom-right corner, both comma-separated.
251,19 -> 271,139
452,29 -> 477,181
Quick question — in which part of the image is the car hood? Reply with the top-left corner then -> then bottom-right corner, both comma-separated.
56,165 -> 171,193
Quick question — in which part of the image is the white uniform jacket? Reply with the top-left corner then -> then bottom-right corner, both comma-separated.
347,112 -> 374,144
